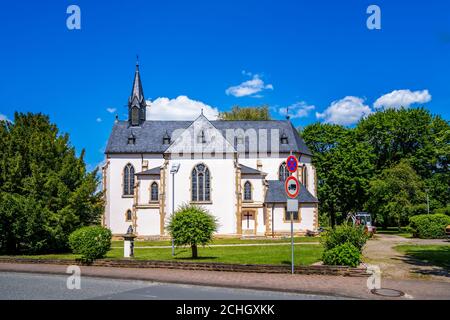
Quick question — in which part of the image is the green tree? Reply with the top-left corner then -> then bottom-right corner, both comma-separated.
357,108 -> 449,214
0,112 -> 102,254
366,161 -> 426,228
301,123 -> 374,227
167,204 -> 218,258
219,105 -> 271,120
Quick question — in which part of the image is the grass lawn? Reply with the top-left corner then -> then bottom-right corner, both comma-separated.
111,236 -> 320,247
1,244 -> 324,266
395,244 -> 450,270
376,227 -> 412,238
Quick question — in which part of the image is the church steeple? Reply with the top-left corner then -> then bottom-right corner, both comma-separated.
128,57 -> 147,126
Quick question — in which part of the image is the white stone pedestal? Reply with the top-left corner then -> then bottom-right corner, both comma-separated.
123,234 -> 136,258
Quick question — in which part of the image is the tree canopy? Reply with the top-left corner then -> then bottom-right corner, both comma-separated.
167,204 -> 217,258
301,108 -> 449,228
0,113 -> 103,254
219,105 -> 271,120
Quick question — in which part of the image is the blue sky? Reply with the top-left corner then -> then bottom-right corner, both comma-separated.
0,0 -> 449,170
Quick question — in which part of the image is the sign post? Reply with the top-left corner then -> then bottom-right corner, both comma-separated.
170,163 -> 181,257
287,199 -> 298,274
285,155 -> 299,275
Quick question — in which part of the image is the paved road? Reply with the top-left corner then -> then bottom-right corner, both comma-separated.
0,272 -> 343,300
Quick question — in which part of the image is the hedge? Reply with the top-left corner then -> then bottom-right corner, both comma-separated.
409,214 -> 450,239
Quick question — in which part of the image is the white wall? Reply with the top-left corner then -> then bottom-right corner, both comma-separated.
136,208 -> 160,235
271,203 -> 315,232
106,154 -> 141,235
165,157 -> 237,235
106,153 -> 164,235
105,153 -> 316,236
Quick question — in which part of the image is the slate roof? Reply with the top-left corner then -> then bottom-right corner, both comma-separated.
136,166 -> 161,176
240,164 -> 266,175
265,180 -> 318,204
105,120 -> 312,155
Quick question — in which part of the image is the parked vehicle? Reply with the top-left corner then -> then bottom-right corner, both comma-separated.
346,212 -> 377,235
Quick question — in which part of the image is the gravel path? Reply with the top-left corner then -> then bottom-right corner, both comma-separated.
363,234 -> 450,282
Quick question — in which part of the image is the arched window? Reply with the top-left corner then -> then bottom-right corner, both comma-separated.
123,164 -> 135,196
125,210 -> 132,222
278,162 -> 289,181
302,165 -> 308,188
244,181 -> 252,201
191,163 -> 210,202
150,182 -> 159,201
131,106 -> 139,126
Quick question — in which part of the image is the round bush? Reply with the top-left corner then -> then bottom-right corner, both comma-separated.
167,204 -> 218,258
68,226 -> 112,262
409,214 -> 450,239
322,243 -> 361,267
320,225 -> 369,252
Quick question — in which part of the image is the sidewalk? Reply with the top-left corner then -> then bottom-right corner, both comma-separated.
1,262 -> 449,300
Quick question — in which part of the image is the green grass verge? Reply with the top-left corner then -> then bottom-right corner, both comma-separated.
112,236 -> 320,247
1,244 -> 323,266
395,244 -> 450,270
376,228 -> 412,238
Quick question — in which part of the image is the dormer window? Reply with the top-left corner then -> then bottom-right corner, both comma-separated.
128,133 -> 136,145
163,131 -> 171,145
280,132 -> 289,145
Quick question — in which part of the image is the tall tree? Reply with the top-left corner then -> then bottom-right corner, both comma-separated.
366,161 -> 426,228
219,105 -> 271,120
356,108 -> 449,211
301,123 -> 374,227
0,113 -> 103,254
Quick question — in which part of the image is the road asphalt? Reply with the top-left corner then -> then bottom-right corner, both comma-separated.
0,271 -> 342,300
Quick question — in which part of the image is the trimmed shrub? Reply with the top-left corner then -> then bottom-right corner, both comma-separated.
322,243 -> 361,267
68,226 -> 112,262
321,225 -> 369,252
409,214 -> 450,239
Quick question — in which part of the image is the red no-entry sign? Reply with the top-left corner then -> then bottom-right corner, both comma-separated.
285,176 -> 300,199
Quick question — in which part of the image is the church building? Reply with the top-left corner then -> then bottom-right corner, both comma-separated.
102,63 -> 319,238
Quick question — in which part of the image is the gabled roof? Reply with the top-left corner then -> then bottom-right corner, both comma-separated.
105,119 -> 312,155
136,166 -> 161,176
240,164 -> 266,175
165,113 -> 237,155
264,180 -> 318,203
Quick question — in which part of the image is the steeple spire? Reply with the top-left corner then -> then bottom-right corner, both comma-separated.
128,57 -> 146,126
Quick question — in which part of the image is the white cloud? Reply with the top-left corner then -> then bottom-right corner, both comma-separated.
0,114 -> 9,122
146,95 -> 219,121
280,101 -> 315,119
316,96 -> 372,126
96,117 -> 102,123
374,89 -> 431,109
106,107 -> 117,113
226,73 -> 273,98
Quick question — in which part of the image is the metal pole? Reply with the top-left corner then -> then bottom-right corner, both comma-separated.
291,211 -> 294,274
172,173 -> 175,256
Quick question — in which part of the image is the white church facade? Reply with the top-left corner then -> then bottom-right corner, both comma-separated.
102,63 -> 319,239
